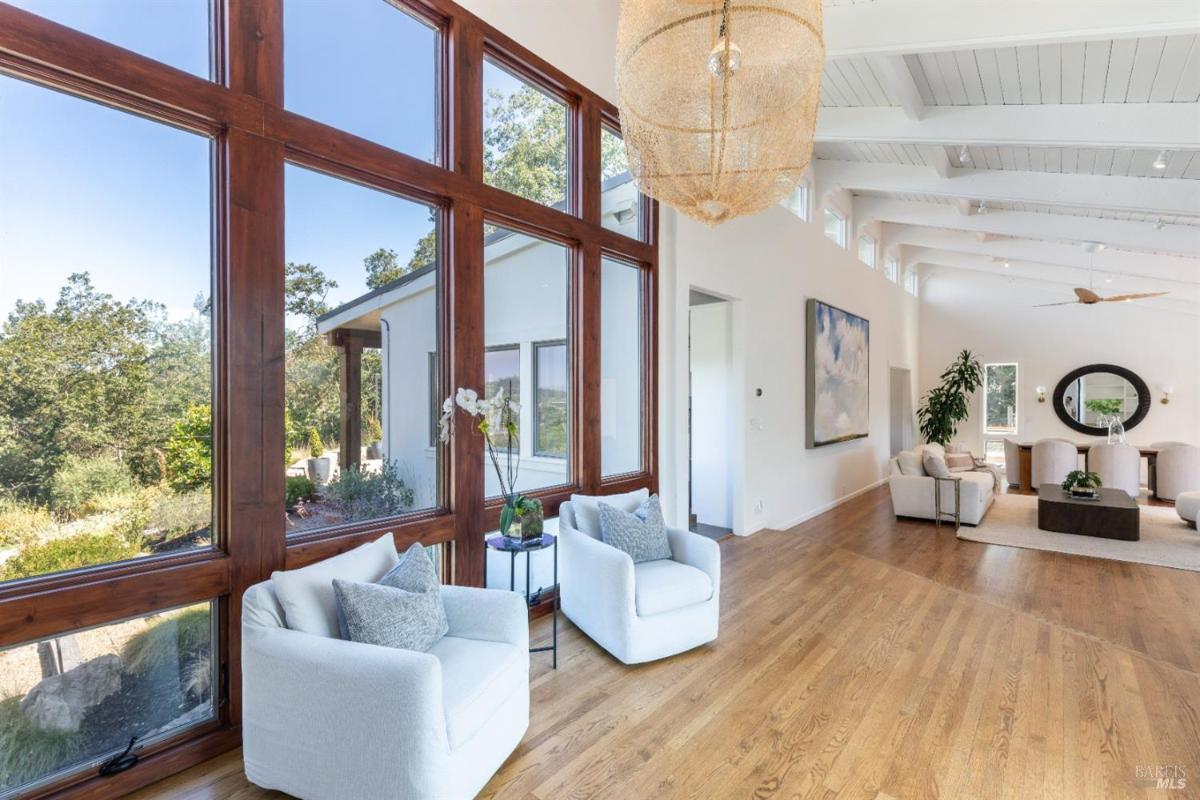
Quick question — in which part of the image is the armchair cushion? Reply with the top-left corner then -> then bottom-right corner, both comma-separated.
599,495 -> 672,563
333,579 -> 448,652
633,559 -> 714,616
270,532 -> 398,638
569,487 -> 649,538
428,635 -> 527,749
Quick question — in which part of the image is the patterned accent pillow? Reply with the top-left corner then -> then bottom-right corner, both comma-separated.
598,494 -> 672,563
332,579 -> 448,653
333,542 -> 448,651
945,453 -> 975,472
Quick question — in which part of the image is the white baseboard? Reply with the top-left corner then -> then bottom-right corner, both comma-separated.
772,478 -> 888,532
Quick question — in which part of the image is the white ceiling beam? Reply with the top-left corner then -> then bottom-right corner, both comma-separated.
919,145 -> 950,178
815,104 -> 1200,150
816,160 -> 1200,217
882,225 -> 1200,282
857,197 -> 1200,257
864,54 -> 925,120
825,1 -> 1200,57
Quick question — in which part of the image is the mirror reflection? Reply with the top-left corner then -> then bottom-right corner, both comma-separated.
1060,372 -> 1140,426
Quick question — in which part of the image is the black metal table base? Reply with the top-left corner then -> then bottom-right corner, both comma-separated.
485,533 -> 558,669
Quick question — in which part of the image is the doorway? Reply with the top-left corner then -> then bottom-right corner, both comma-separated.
688,290 -> 733,541
889,367 -> 913,457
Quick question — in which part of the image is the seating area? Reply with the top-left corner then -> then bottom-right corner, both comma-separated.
1,2 -> 1197,800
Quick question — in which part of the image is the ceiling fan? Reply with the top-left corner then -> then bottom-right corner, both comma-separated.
1033,242 -> 1169,307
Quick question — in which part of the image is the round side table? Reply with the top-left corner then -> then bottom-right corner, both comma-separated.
484,533 -> 558,668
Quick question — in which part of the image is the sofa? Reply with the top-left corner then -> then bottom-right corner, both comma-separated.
887,443 -> 995,526
559,489 -> 720,665
242,534 -> 529,800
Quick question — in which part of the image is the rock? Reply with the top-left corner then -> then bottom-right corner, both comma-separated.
20,653 -> 124,732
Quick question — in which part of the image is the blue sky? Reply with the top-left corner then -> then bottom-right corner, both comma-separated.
0,0 -> 512,327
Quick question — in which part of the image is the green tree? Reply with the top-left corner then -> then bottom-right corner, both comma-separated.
484,84 -> 568,205
285,261 -> 338,322
0,273 -> 159,500
164,404 -> 212,493
363,248 -> 405,290
984,364 -> 1017,430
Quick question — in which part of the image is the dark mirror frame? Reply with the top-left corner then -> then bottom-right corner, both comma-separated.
1052,363 -> 1151,435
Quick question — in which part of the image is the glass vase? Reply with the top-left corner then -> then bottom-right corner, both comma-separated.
1108,417 -> 1126,444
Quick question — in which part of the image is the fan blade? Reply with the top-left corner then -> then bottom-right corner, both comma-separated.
1032,300 -> 1080,307
1101,291 -> 1170,303
1074,287 -> 1101,303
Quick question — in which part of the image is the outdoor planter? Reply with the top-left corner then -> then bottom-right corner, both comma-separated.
306,456 -> 332,484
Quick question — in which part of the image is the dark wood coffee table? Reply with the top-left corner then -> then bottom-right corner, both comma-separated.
1036,484 -> 1139,541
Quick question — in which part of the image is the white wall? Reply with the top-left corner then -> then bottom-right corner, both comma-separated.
689,301 -> 733,528
919,268 -> 1200,453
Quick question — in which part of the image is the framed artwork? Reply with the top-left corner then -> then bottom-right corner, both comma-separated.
806,298 -> 870,447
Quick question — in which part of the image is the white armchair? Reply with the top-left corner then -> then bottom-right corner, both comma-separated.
1032,438 -> 1078,488
1003,438 -> 1021,487
559,490 -> 720,665
1156,444 -> 1200,502
1088,443 -> 1141,498
242,572 -> 528,800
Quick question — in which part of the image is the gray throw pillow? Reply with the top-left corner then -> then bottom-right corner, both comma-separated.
598,494 -> 672,563
922,452 -> 952,478
332,579 -> 448,653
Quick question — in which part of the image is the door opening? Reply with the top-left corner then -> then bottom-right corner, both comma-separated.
688,289 -> 733,541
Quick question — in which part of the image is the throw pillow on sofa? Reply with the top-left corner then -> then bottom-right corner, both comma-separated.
945,453 -> 974,472
922,452 -> 953,479
897,449 -> 925,476
333,543 -> 449,652
598,494 -> 672,563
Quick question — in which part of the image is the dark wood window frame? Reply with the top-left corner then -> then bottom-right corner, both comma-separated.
0,0 -> 657,797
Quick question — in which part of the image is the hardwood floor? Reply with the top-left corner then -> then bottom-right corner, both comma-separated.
131,486 -> 1200,799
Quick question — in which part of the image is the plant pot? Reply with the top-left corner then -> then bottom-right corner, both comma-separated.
515,507 -> 544,542
365,442 -> 382,460
1070,488 -> 1098,499
306,456 -> 331,484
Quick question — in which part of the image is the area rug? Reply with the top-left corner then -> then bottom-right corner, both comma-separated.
957,492 -> 1200,572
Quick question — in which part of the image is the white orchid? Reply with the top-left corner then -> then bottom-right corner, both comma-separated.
437,386 -> 523,528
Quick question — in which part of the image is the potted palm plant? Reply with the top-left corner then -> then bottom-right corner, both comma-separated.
917,350 -> 984,446
438,387 -> 542,542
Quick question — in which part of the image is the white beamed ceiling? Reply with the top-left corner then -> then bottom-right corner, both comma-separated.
812,4 -> 1200,304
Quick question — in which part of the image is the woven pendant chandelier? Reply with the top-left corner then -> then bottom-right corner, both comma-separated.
615,0 -> 824,225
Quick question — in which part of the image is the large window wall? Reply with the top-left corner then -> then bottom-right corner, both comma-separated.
0,1 -> 657,797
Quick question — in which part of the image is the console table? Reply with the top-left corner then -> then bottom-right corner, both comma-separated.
1014,442 -> 1159,493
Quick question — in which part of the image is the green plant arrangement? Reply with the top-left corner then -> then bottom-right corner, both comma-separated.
438,387 -> 540,541
1062,470 -> 1102,496
917,350 -> 984,446
1083,398 -> 1123,417
285,475 -> 316,509
307,428 -> 324,459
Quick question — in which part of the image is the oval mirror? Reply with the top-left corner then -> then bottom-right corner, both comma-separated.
1052,363 -> 1151,435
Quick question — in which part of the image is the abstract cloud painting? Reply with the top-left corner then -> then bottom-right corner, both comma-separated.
806,299 -> 869,447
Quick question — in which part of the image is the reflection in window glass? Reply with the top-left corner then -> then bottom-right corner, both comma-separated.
0,76 -> 213,584
6,0 -> 211,78
285,0 -> 438,161
534,341 -> 568,458
600,126 -> 642,238
601,258 -> 643,476
483,59 -> 568,209
484,227 -> 569,495
0,602 -> 215,797
284,164 -> 439,533
485,345 -> 520,450
823,208 -> 846,247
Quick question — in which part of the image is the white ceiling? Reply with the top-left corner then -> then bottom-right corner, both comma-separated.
811,1 -> 1200,309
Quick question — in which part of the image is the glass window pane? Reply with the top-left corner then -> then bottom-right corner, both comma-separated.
284,164 -> 440,534
6,0 -> 211,78
534,342 -> 568,458
484,226 -> 569,496
858,236 -> 876,267
484,60 -> 569,209
285,0 -> 438,162
823,208 -> 845,247
0,76 -> 213,584
885,257 -> 899,283
600,126 -> 642,238
601,258 -> 643,476
484,345 -> 520,450
0,601 -> 215,797
783,183 -> 809,221
984,363 -> 1018,435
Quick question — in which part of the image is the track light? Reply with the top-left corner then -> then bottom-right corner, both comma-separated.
1003,261 -> 1010,269
1153,150 -> 1168,170
1154,217 -> 1165,231
958,145 -> 971,164
978,200 -> 987,215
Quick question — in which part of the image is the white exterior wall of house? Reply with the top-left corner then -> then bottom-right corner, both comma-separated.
318,180 -> 640,591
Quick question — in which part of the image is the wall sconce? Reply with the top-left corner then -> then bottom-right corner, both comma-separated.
1161,385 -> 1174,405
1036,385 -> 1047,403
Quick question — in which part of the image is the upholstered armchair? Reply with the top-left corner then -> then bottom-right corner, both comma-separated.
242,552 -> 529,800
1003,438 -> 1021,487
559,489 -> 720,665
1088,443 -> 1140,498
1031,439 -> 1078,488
1156,444 -> 1200,502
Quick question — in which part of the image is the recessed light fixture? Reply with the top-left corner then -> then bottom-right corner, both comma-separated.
1153,150 -> 1168,170
1003,261 -> 1010,269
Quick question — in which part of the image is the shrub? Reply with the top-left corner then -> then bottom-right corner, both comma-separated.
307,428 -> 324,459
0,696 -> 83,793
164,404 -> 212,493
285,476 -> 316,509
1,531 -> 142,581
325,459 -> 413,520
143,487 -> 211,536
122,606 -> 212,679
0,500 -> 51,549
48,455 -> 133,518
363,416 -> 383,443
